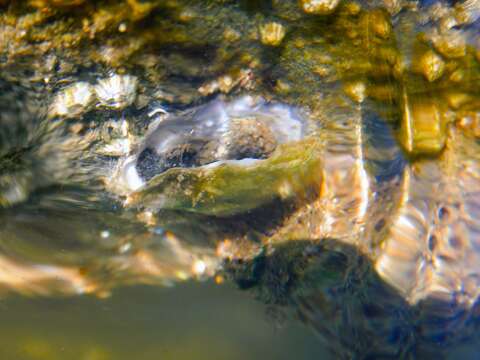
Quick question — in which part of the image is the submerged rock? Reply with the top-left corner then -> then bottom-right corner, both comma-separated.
1,0 -> 480,358
112,95 -> 323,216
399,89 -> 450,156
259,22 -> 286,46
300,0 -> 341,15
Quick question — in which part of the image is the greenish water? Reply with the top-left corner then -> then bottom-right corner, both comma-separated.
0,281 -> 327,360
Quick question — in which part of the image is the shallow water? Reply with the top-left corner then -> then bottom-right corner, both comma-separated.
0,282 -> 328,360
2,0 -> 480,358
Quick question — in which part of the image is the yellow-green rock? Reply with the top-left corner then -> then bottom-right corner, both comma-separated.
399,90 -> 448,156
127,138 -> 323,216
259,22 -> 286,46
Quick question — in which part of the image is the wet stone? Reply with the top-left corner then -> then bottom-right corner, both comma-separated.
135,117 -> 280,182
259,22 -> 286,46
300,0 -> 341,15
419,50 -> 445,82
112,95 -> 320,215
122,96 -> 308,188
223,118 -> 278,161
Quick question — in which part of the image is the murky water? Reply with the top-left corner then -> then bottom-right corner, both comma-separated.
0,282 -> 328,360
2,0 -> 480,358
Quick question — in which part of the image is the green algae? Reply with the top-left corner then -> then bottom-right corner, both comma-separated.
128,138 -> 323,216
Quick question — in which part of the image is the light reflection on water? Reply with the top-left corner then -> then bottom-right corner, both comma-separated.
0,281 -> 328,360
1,0 -> 480,357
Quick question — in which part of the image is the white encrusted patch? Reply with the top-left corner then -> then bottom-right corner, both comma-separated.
95,74 -> 138,110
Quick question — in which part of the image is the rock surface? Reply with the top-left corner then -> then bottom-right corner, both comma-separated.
1,0 -> 480,358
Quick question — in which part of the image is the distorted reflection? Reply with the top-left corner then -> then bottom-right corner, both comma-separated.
1,0 -> 480,358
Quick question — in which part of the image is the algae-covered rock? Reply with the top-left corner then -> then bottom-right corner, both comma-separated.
127,138 -> 323,216
399,89 -> 450,156
259,22 -> 286,46
417,49 -> 446,82
112,95 -> 323,216
2,1 -> 480,358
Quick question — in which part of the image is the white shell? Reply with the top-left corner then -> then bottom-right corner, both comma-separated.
49,82 -> 94,118
95,74 -> 138,110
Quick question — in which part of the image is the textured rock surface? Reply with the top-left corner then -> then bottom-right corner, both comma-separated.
1,0 -> 480,358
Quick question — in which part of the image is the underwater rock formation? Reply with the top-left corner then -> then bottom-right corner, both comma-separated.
1,0 -> 480,358
113,95 -> 322,216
